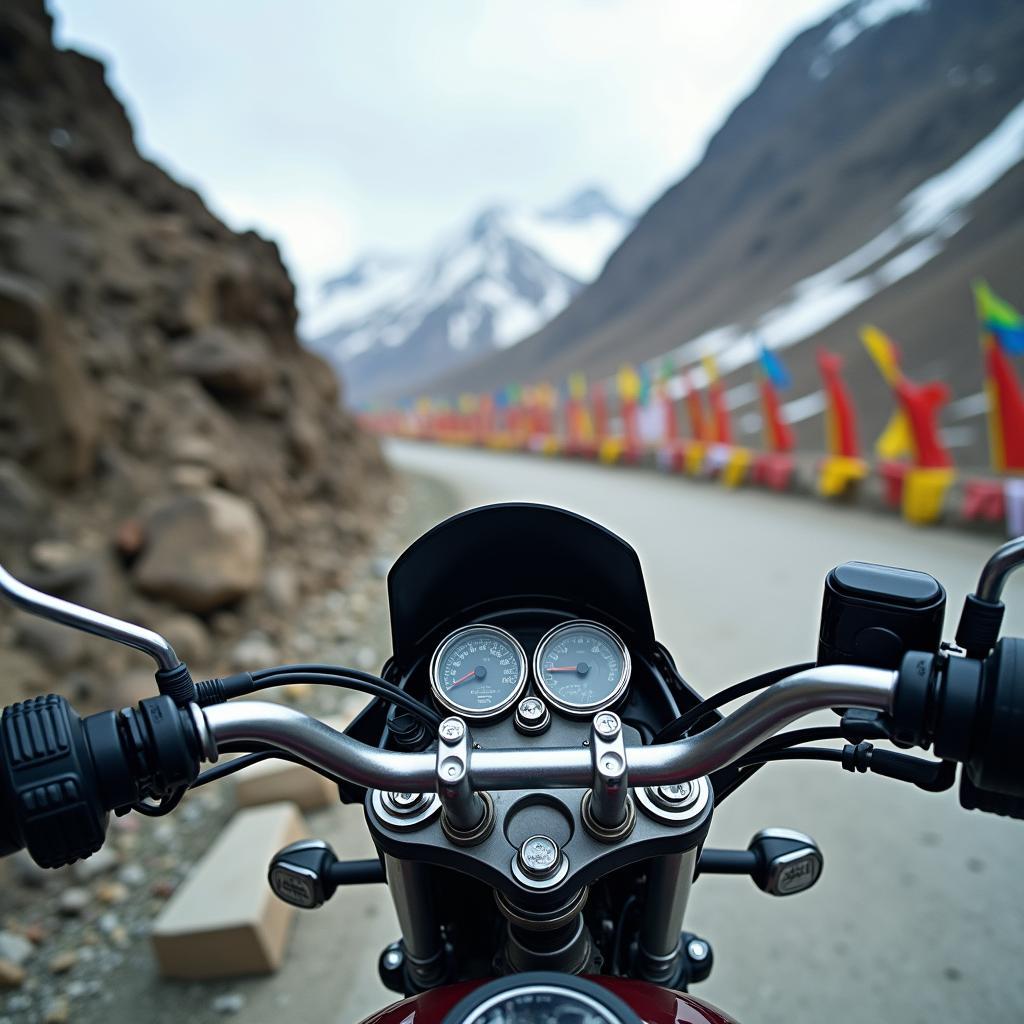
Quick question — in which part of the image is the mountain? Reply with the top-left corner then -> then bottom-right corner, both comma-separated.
302,188 -> 632,404
430,0 -> 1024,470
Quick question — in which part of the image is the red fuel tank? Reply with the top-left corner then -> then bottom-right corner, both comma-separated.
359,977 -> 739,1024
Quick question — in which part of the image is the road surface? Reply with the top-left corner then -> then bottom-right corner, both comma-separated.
256,442 -> 1024,1024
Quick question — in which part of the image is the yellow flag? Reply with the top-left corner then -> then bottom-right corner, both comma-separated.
617,365 -> 641,402
569,373 -> 588,401
861,325 -> 913,458
860,325 -> 902,385
875,410 -> 914,459
701,355 -> 719,385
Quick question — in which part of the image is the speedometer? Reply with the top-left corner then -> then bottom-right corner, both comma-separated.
430,624 -> 528,720
533,620 -> 631,716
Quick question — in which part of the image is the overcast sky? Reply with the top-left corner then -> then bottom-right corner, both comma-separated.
49,0 -> 840,298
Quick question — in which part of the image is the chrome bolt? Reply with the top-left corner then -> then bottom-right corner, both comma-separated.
438,717 -> 465,744
518,697 -> 544,721
390,791 -> 420,808
593,711 -> 621,739
687,939 -> 709,962
517,835 -> 560,879
657,782 -> 692,805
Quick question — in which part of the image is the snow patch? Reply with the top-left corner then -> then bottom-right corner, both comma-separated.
665,93 -> 1024,391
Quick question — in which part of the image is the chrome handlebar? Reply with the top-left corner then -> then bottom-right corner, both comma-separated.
201,664 -> 897,792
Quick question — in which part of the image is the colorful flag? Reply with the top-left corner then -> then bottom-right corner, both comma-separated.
860,325 -> 952,469
974,280 -> 1024,355
617,364 -> 641,403
758,343 -> 792,390
568,372 -> 588,401
861,325 -> 913,459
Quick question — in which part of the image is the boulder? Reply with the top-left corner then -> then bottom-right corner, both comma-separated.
170,327 -> 271,399
132,489 -> 266,613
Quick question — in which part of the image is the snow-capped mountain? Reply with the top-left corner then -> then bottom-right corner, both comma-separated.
302,187 -> 632,404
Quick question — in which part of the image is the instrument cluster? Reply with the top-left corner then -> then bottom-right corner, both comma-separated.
429,619 -> 631,723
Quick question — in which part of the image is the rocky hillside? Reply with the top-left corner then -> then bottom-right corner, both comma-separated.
0,1 -> 389,706
433,0 -> 1024,469
304,187 -> 632,406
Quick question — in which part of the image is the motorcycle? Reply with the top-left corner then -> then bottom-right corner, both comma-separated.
1,502 -> 1022,1024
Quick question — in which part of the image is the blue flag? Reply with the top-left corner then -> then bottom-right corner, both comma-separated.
759,344 -> 791,390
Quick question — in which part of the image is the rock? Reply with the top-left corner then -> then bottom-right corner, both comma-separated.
151,879 -> 176,900
28,539 -> 80,571
23,924 -> 47,945
95,881 -> 128,905
49,950 -> 77,974
263,565 -> 298,613
114,518 -> 144,558
72,845 -> 119,882
212,993 -> 245,1015
97,913 -> 120,937
0,960 -> 25,989
0,933 -> 33,968
117,863 -> 146,888
132,490 -> 266,614
229,631 -> 277,671
42,995 -> 70,1024
58,887 -> 91,917
286,409 -> 323,470
170,463 -> 216,490
171,327 -> 270,399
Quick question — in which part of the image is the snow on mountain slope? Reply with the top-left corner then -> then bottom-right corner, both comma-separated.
302,187 -> 632,401
668,91 -> 1024,389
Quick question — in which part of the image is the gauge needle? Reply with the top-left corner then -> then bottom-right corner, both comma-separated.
450,670 -> 477,687
547,666 -> 580,673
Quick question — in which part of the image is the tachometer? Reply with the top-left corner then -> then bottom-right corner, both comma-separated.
533,620 -> 630,716
430,624 -> 528,720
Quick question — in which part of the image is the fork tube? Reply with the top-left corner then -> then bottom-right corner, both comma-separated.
637,848 -> 697,984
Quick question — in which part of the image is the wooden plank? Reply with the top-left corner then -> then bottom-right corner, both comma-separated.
150,802 -> 307,979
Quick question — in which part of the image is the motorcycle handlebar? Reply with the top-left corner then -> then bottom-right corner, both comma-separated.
3,645 -> 1023,870
201,664 -> 897,792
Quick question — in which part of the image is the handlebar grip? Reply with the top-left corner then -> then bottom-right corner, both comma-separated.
891,638 -> 1024,818
0,694 -> 203,868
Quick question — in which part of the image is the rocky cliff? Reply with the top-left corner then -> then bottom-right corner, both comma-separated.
0,1 -> 389,705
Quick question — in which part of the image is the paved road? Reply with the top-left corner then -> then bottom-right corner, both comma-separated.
377,441 -> 1024,1024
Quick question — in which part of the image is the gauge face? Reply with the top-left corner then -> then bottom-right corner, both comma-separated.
534,620 -> 630,716
430,624 -> 528,719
